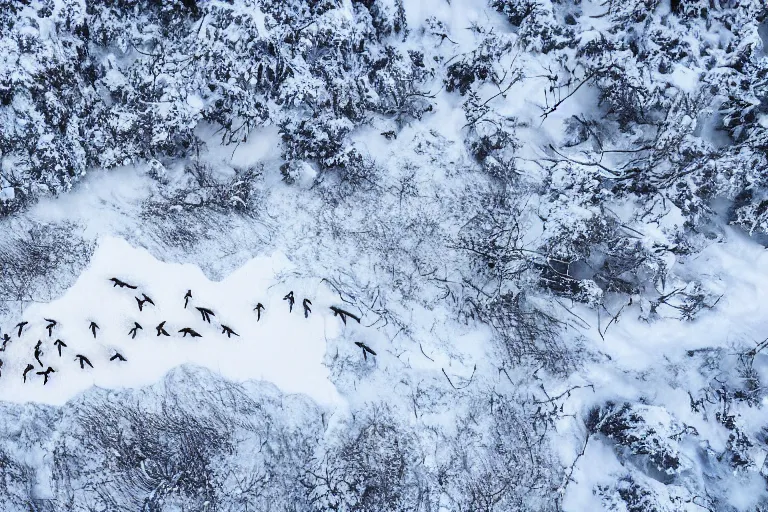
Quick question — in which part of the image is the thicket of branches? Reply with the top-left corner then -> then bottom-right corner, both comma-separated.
0,369 -> 563,511
0,220 -> 93,315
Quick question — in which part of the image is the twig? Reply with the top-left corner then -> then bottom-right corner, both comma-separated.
534,384 -> 595,405
419,343 -> 435,362
541,68 -> 605,120
597,306 -> 604,341
321,278 -> 355,304
553,298 -> 591,330
442,368 -> 457,389
559,434 -> 590,505
442,364 -> 477,390
600,301 -> 628,339
463,58 -> 522,128
547,145 -> 621,177
746,336 -> 768,358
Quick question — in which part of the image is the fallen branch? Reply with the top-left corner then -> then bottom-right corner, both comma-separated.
442,364 -> 477,390
419,342 -> 435,362
559,433 -> 590,504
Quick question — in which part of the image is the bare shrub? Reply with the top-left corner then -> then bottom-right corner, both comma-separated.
304,405 -> 428,512
46,370 -> 325,512
454,193 -> 579,374
440,395 -> 561,512
0,446 -> 35,510
0,221 -> 94,315
61,393 -> 234,510
142,162 -> 262,217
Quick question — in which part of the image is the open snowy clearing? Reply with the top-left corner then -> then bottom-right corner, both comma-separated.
0,236 -> 345,406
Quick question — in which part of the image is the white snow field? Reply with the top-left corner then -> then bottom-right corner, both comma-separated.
0,236 -> 345,406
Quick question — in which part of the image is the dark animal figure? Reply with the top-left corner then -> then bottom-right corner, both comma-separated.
109,277 -> 137,289
89,321 -> 99,338
44,318 -> 57,337
37,367 -> 55,385
303,298 -> 312,318
75,354 -> 93,369
15,321 -> 28,337
330,306 -> 361,325
110,352 -> 127,362
184,289 -> 193,308
221,325 -> 239,338
179,327 -> 202,338
1,333 -> 10,351
23,363 -> 34,382
284,292 -> 295,312
355,341 -> 377,361
254,303 -> 265,321
195,307 -> 215,323
156,321 -> 170,337
54,339 -> 67,356
34,340 -> 44,367
128,322 -> 143,339
135,296 -> 150,311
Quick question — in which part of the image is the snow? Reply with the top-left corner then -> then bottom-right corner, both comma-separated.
186,93 -> 204,111
668,65 -> 700,94
0,236 -> 344,407
0,187 -> 15,201
2,0 -> 768,509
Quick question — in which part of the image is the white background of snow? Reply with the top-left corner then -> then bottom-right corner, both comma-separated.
0,236 -> 346,407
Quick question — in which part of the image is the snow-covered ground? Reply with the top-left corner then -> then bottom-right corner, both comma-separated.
558,228 -> 768,510
2,0 -> 768,510
1,236 -> 343,406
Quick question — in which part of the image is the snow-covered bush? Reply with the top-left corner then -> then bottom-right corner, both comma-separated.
143,162 -> 261,214
0,0 -> 429,215
441,396 -> 561,511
